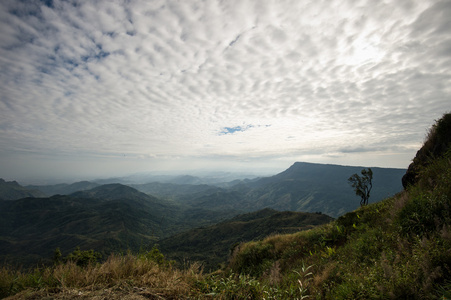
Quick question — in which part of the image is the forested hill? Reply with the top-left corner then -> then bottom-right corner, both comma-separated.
237,162 -> 404,217
0,179 -> 45,200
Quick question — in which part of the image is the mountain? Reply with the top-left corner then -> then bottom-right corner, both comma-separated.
403,112 -> 451,188
0,189 -> 178,266
225,113 -> 451,299
0,184 -> 241,267
94,171 -> 260,185
0,178 -> 46,200
131,182 -> 221,200
158,208 -> 333,271
238,162 -> 405,217
70,183 -> 155,201
25,181 -> 99,197
163,163 -> 405,218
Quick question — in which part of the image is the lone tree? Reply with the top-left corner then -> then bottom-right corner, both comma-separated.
348,168 -> 373,206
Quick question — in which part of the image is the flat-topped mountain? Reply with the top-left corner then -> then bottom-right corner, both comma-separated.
239,162 -> 405,217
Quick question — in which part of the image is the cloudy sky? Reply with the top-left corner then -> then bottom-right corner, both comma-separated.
1,0 -> 450,183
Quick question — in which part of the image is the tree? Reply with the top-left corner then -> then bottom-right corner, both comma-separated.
348,168 -> 373,206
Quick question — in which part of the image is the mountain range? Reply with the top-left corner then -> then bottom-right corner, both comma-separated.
0,162 -> 405,267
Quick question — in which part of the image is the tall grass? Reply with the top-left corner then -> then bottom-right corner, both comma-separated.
0,252 -> 204,299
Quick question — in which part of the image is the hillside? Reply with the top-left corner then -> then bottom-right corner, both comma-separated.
0,184 -> 237,267
224,113 -> 451,299
25,181 -> 99,197
0,192 -> 174,267
135,163 -> 404,218
239,163 -> 405,217
0,179 -> 45,200
158,208 -> 333,271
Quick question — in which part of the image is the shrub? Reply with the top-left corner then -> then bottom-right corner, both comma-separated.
228,242 -> 275,277
64,247 -> 102,267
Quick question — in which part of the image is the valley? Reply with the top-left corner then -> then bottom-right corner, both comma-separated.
0,162 -> 404,268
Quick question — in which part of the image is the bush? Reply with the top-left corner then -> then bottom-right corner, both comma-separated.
229,242 -> 275,277
398,152 -> 451,237
64,247 -> 102,267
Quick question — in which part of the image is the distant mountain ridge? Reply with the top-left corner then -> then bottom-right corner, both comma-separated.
26,181 -> 99,197
0,183 -> 240,266
238,162 -> 405,217
0,178 -> 45,200
71,183 -> 154,201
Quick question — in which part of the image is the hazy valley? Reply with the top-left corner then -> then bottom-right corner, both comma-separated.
1,162 -> 404,268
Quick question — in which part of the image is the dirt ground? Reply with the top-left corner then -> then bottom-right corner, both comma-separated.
4,286 -> 184,300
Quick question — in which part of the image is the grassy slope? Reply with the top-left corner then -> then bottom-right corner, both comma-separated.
227,154 -> 451,299
158,208 -> 333,271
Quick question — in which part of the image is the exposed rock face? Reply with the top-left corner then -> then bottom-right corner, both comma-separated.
402,113 -> 451,189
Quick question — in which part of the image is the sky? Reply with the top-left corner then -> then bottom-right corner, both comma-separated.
0,0 -> 450,183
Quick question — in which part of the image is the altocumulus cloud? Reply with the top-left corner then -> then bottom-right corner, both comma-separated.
0,0 -> 451,181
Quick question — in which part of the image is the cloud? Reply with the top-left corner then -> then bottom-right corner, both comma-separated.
0,0 -> 450,181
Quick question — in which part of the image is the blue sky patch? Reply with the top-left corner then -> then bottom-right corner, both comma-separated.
219,125 -> 253,135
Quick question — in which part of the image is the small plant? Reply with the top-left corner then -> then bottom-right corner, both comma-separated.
293,262 -> 314,299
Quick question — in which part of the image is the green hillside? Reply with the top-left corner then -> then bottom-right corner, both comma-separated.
0,192 -> 173,267
0,184 -> 236,267
0,179 -> 45,200
159,208 -> 333,271
223,112 -> 451,299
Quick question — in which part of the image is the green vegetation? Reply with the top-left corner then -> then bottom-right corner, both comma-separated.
403,112 -> 451,188
226,151 -> 451,298
59,247 -> 102,267
0,186 -> 237,267
159,208 -> 333,271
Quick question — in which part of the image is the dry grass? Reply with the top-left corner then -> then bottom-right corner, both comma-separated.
1,254 -> 205,299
